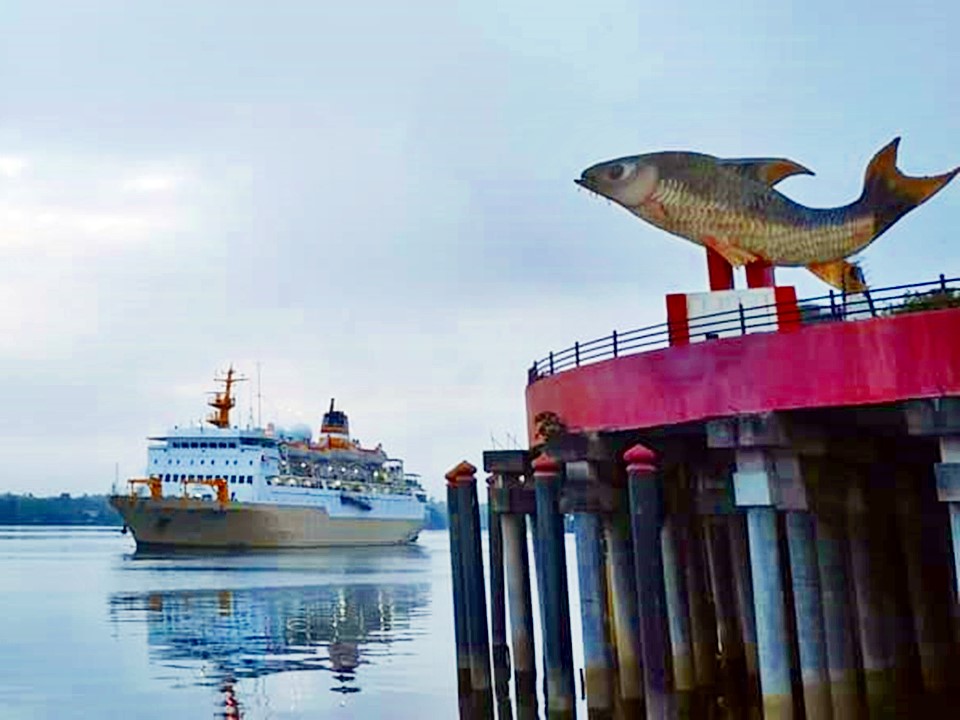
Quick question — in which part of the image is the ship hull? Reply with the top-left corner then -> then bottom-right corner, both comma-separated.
109,496 -> 425,549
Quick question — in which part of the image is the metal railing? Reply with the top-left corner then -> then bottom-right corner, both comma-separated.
528,274 -> 960,384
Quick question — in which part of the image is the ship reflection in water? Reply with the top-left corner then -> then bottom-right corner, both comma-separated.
109,570 -> 431,715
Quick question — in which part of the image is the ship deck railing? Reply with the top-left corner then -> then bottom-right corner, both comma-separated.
268,475 -> 419,495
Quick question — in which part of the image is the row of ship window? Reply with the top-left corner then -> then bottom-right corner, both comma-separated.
168,441 -> 238,449
162,474 -> 254,484
157,458 -> 255,465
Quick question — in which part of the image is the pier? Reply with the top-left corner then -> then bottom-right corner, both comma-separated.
447,266 -> 960,718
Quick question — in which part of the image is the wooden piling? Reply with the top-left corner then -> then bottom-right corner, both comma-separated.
574,512 -> 615,719
533,453 -> 577,719
625,444 -> 675,719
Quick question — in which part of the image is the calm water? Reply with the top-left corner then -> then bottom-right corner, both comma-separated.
0,527 -> 587,719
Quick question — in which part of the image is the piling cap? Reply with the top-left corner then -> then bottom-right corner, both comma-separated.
624,443 -> 657,474
531,452 -> 562,478
445,461 -> 477,486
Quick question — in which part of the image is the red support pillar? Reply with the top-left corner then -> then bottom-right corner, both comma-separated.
745,261 -> 776,288
706,248 -> 735,291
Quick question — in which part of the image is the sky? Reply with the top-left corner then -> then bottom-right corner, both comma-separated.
1,0 -> 958,500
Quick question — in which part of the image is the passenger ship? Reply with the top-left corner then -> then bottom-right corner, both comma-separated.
109,369 -> 428,549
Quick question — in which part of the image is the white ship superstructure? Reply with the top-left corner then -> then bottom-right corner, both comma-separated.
110,369 -> 428,549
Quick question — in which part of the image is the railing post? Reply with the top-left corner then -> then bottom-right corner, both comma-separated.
612,331 -> 618,358
940,273 -> 948,293
549,352 -> 555,375
829,290 -> 838,320
575,342 -> 580,367
738,302 -> 747,335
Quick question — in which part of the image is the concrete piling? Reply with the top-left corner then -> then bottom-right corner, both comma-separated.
744,506 -> 793,719
449,461 -> 494,720
661,514 -> 695,716
530,511 -> 551,709
847,478 -> 896,718
447,466 -> 474,715
894,466 -> 952,709
727,513 -> 761,713
602,512 -> 645,718
625,444 -> 675,719
785,511 -> 831,719
683,517 -> 718,716
574,512 -> 615,719
486,475 -> 513,720
812,483 -> 860,720
732,444 -> 794,718
702,515 -> 749,716
533,453 -> 577,719
502,509 -> 538,720
449,399 -> 960,717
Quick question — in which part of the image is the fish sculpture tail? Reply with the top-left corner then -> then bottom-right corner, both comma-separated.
863,137 -> 959,238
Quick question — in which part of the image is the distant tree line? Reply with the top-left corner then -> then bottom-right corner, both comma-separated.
0,494 -> 574,533
0,493 -> 454,529
424,499 -> 575,533
0,493 -> 122,526
423,500 -> 450,530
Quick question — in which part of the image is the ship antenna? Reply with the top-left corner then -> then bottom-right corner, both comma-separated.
256,361 -> 263,429
329,398 -> 335,413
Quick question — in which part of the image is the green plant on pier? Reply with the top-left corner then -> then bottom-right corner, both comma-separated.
887,288 -> 960,315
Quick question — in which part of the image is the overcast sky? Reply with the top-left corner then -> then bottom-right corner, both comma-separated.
1,0 -> 957,500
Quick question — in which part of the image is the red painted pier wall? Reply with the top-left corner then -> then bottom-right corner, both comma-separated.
526,307 -> 960,441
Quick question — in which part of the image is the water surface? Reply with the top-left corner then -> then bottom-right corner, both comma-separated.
0,527 -> 586,719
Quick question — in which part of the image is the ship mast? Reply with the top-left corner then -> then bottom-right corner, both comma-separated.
207,366 -> 246,429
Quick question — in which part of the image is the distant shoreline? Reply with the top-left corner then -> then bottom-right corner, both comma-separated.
0,493 -> 122,526
1,492 -> 451,530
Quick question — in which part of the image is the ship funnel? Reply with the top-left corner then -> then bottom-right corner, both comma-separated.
321,399 -> 349,437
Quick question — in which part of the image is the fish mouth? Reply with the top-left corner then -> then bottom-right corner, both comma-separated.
574,176 -> 595,191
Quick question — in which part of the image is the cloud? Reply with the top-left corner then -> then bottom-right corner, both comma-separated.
0,156 -> 27,179
122,172 -> 186,193
0,0 -> 957,502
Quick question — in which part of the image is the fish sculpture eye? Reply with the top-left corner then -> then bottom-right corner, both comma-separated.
607,164 -> 626,181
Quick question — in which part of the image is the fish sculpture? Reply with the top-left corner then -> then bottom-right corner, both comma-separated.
576,138 -> 958,291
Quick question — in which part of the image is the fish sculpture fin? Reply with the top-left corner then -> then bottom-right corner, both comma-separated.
702,236 -> 759,267
806,259 -> 867,293
718,158 -> 814,187
862,137 -> 960,236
